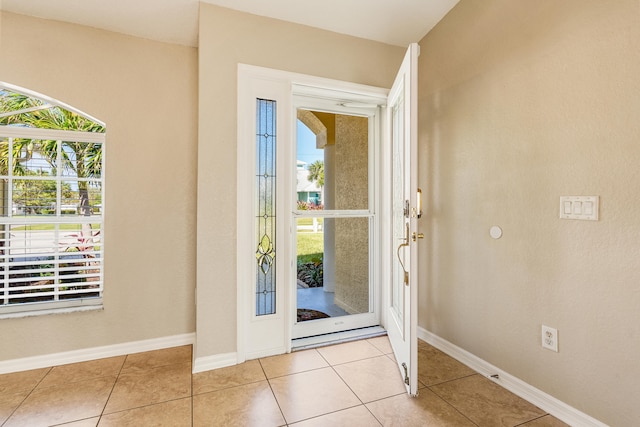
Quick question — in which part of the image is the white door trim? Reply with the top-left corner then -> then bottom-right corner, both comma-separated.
237,64 -> 389,362
237,65 -> 292,362
291,93 -> 381,340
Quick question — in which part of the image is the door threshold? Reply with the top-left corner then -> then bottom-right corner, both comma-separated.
291,326 -> 386,351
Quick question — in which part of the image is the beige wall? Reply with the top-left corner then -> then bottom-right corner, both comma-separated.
419,1 -> 640,425
196,4 -> 404,358
5,3 -> 633,423
0,12 -> 198,360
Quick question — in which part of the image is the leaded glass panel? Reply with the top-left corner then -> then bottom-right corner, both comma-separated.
255,99 -> 276,316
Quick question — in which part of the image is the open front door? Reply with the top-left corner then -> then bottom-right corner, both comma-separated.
387,43 -> 420,396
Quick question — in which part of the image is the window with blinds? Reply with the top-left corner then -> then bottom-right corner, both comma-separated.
0,83 -> 105,317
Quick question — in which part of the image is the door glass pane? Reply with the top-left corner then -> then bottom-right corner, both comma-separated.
296,111 -> 368,211
255,98 -> 276,316
295,108 -> 372,328
296,216 -> 369,322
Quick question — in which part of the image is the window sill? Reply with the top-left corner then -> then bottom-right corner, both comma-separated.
0,303 -> 103,320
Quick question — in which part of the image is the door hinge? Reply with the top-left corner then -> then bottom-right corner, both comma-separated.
402,362 -> 410,385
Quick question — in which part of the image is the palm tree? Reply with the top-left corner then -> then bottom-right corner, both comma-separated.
0,91 -> 104,216
307,160 -> 324,188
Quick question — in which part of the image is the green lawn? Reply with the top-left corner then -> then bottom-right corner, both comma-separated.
296,217 -> 324,227
297,232 -> 323,264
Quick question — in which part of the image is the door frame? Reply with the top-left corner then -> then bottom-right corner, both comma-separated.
237,64 -> 391,362
291,93 -> 381,341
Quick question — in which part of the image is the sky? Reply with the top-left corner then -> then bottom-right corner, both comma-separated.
296,120 -> 323,167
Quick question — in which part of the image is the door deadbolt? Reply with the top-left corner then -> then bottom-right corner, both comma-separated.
412,232 -> 424,242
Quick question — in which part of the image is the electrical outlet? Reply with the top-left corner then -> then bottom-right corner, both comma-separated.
541,325 -> 558,352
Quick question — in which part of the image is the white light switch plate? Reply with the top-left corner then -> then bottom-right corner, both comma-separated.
559,196 -> 599,220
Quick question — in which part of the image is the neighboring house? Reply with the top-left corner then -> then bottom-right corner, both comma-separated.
11,204 -> 25,216
296,160 -> 322,206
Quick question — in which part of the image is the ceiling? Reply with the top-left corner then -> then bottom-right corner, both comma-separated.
0,0 -> 459,47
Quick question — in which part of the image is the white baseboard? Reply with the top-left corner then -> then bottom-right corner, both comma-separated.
193,352 -> 238,374
0,333 -> 195,375
418,327 -> 608,427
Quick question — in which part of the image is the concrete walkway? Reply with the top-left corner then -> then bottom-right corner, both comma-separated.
296,287 -> 349,317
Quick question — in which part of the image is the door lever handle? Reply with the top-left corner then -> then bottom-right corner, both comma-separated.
397,223 -> 410,285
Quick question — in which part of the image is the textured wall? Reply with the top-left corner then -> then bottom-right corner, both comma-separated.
334,115 -> 369,210
419,1 -> 640,425
0,12 -> 198,359
334,115 -> 369,313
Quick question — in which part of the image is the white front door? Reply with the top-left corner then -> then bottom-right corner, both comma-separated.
386,43 -> 420,396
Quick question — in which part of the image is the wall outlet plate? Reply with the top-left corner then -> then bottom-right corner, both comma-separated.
542,325 -> 558,352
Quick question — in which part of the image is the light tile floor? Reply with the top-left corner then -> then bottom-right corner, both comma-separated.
0,337 -> 571,426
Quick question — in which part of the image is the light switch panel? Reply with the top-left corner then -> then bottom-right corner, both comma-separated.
559,196 -> 599,220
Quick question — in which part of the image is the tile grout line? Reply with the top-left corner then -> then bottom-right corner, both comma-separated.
418,342 -> 485,427
257,356 -> 288,426
424,371 -> 479,388
425,383 -> 481,427
513,414 -> 554,427
361,390 -> 412,427
317,338 -> 435,426
264,344 -> 384,426
98,347 -> 195,423
418,346 -> 485,426
323,340 -> 389,427
1,366 -> 53,427
287,404 -> 372,427
96,397 -> 194,421
97,353 -> 128,424
192,377 -> 267,396
327,357 -> 365,407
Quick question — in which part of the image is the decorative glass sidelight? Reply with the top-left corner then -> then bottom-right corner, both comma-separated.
255,99 -> 277,316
